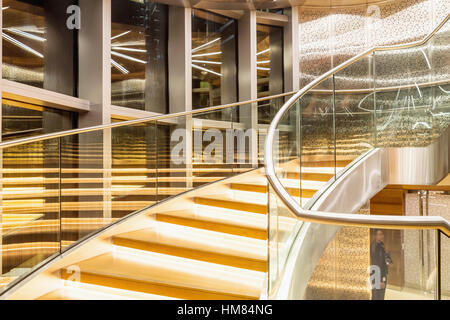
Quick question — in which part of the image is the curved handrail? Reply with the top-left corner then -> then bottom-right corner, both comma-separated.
0,91 -> 296,149
264,13 -> 450,237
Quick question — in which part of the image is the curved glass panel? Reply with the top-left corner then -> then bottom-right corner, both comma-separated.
267,14 -> 450,299
0,91 -> 293,295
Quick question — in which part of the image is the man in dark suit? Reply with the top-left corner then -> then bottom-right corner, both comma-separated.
370,229 -> 393,300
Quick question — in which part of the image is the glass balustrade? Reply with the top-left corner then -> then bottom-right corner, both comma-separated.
0,93 -> 293,295
1,8 -> 449,301
267,14 -> 450,299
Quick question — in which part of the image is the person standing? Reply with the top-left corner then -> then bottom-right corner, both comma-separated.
370,229 -> 393,300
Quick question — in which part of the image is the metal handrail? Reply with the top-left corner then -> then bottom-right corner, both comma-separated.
0,91 -> 296,149
264,13 -> 450,237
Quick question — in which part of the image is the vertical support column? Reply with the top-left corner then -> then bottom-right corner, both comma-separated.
41,1 -> 76,247
221,19 -> 238,120
43,0 -> 77,97
284,6 -> 299,93
238,10 -> 258,167
269,27 -> 284,95
168,6 -> 192,187
270,26 -> 284,123
78,0 -> 112,219
435,230 -> 441,300
144,3 -> 168,114
79,0 -> 111,126
168,6 -> 192,114
221,22 -> 238,104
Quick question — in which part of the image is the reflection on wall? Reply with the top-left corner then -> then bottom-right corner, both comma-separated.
298,0 -> 450,88
2,0 -> 45,88
297,0 -> 450,165
111,0 -> 168,113
2,0 -> 78,95
191,9 -> 237,110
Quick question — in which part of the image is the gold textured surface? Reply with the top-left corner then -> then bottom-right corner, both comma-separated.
299,0 -> 450,88
306,205 -> 371,300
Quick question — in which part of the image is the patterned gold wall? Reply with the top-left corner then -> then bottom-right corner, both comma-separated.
405,192 -> 450,299
298,0 -> 450,88
305,204 -> 371,300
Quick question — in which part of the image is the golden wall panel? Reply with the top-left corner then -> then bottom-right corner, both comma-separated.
298,0 -> 450,88
305,205 -> 371,300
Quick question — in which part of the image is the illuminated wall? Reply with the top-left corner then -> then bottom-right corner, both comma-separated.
298,0 -> 450,88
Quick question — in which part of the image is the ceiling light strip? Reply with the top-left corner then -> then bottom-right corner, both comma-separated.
192,51 -> 222,58
192,64 -> 222,77
111,58 -> 130,74
256,48 -> 270,56
2,33 -> 43,58
111,30 -> 131,41
192,37 -> 221,53
5,28 -> 46,42
111,51 -> 147,64
191,60 -> 222,65
112,46 -> 146,53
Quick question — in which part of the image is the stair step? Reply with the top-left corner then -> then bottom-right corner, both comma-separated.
286,171 -> 334,182
113,225 -> 267,272
60,270 -> 252,300
60,248 -> 264,299
155,213 -> 267,240
194,197 -> 267,214
230,181 -> 318,198
39,281 -> 177,300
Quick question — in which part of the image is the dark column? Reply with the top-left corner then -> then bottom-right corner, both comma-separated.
220,20 -> 237,105
144,3 -> 168,114
269,26 -> 284,119
269,27 -> 283,96
220,19 -> 237,120
43,0 -> 77,96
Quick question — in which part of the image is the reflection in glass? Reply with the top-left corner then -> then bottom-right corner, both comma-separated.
2,0 -> 45,87
300,78 -> 335,207
192,9 -> 237,114
304,225 -> 439,300
257,24 -> 283,124
112,123 -> 157,218
2,99 -> 77,141
111,0 -> 168,112
3,0 -> 78,95
374,45 -> 434,148
334,55 -> 375,178
1,139 -> 60,290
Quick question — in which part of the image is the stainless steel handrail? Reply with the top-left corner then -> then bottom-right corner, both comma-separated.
0,91 -> 296,149
264,13 -> 450,237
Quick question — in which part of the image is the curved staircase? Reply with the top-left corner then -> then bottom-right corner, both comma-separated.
1,160 -> 337,300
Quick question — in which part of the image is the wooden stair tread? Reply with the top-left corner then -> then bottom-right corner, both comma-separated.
113,224 -> 267,272
39,281 -> 177,300
193,196 -> 267,214
60,249 -> 264,298
154,213 -> 267,240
